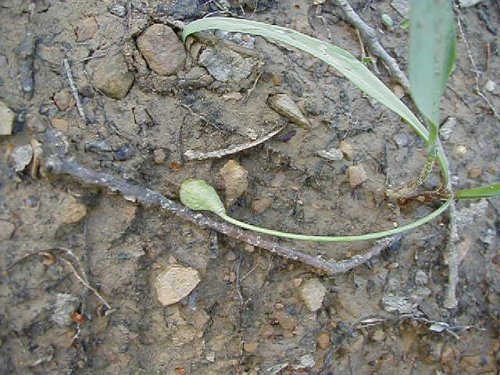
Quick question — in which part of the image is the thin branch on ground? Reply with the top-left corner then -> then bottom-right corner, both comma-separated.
63,58 -> 87,122
43,129 -> 399,275
455,11 -> 499,120
184,125 -> 285,161
332,0 -> 409,90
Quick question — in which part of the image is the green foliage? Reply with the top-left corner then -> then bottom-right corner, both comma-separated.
456,183 -> 500,199
180,179 -> 226,215
409,0 -> 456,145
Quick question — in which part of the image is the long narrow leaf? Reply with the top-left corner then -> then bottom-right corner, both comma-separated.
183,17 -> 429,141
456,183 -> 500,199
409,0 -> 456,132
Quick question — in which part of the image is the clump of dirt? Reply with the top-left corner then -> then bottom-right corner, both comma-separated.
0,0 -> 498,373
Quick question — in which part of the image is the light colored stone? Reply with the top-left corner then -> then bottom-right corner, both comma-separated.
348,165 -> 368,188
51,118 -> 69,131
251,197 -> 273,213
54,89 -> 74,111
155,265 -> 201,306
0,100 -> 15,135
57,195 -> 87,224
299,278 -> 326,312
243,341 -> 258,353
317,332 -> 330,349
316,148 -> 343,161
440,117 -> 456,141
51,293 -> 79,326
219,160 -> 248,206
137,24 -> 186,76
484,80 -> 496,93
76,17 -> 98,42
0,220 -> 15,240
10,144 -> 33,172
267,93 -> 310,130
199,46 -> 257,83
339,140 -> 354,160
92,54 -> 134,99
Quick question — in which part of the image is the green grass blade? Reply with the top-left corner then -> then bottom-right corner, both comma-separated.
409,0 -> 456,136
455,183 -> 500,199
183,17 -> 429,141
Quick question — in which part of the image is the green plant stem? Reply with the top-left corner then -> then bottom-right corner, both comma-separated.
218,197 -> 452,242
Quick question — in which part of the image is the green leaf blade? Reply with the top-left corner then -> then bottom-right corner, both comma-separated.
409,0 -> 456,131
456,183 -> 500,199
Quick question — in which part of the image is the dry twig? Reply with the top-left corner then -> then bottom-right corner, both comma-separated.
43,129 -> 399,275
184,125 -> 285,161
63,58 -> 87,122
332,0 -> 409,90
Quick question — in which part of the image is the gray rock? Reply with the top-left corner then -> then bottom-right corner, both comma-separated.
0,100 -> 15,135
109,4 -> 127,17
440,117 -> 456,141
316,148 -> 343,161
137,24 -> 186,76
348,165 -> 368,188
92,54 -> 134,99
0,220 -> 15,240
267,93 -> 311,130
299,278 -> 326,312
414,270 -> 428,286
393,132 -> 409,148
155,265 -> 201,306
391,0 -> 409,17
199,46 -> 257,83
50,293 -> 79,326
10,144 -> 33,172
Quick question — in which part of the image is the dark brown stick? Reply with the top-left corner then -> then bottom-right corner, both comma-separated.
43,129 -> 399,275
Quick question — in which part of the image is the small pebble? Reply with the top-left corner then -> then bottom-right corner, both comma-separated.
76,17 -> 98,42
109,4 -> 127,17
51,118 -> 69,131
153,148 -> 167,164
317,332 -> 330,349
414,270 -> 428,286
299,278 -> 326,312
251,197 -> 273,213
339,140 -> 354,160
381,14 -> 394,29
484,80 -> 496,93
453,145 -> 468,158
0,220 -> 16,240
0,100 -> 15,135
316,148 -> 343,161
467,167 -> 482,179
155,265 -> 201,306
392,84 -> 405,99
219,160 -> 248,206
51,293 -> 80,326
137,24 -> 186,76
243,342 -> 258,353
59,195 -> 87,224
92,54 -> 134,99
53,89 -> 74,111
267,93 -> 311,130
10,144 -> 33,172
371,328 -> 386,343
393,132 -> 409,148
348,165 -> 368,188
114,144 -> 135,161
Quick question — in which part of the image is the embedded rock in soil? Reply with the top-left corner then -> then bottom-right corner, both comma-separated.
155,265 -> 201,306
267,93 -> 311,130
53,89 -> 74,111
198,46 -> 257,83
219,160 -> 248,206
348,165 -> 368,188
9,144 -> 33,172
92,54 -> 134,99
0,220 -> 16,240
50,293 -> 80,326
56,195 -> 87,224
316,148 -> 343,161
299,278 -> 326,312
137,24 -> 186,76
76,17 -> 98,42
339,140 -> 354,160
0,100 -> 15,135
251,197 -> 273,213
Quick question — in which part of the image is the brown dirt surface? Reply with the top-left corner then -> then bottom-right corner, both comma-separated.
0,1 -> 498,374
